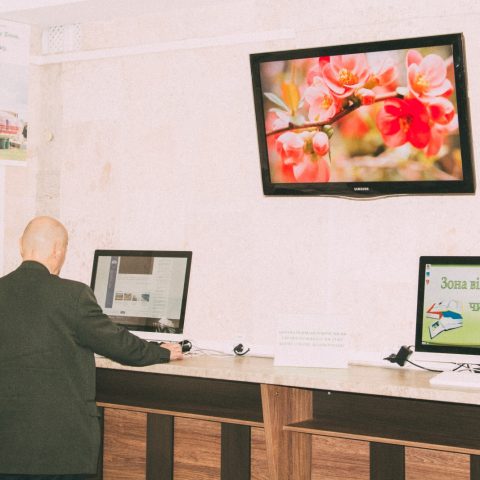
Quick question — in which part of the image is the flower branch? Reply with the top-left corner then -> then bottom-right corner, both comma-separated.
266,90 -> 403,137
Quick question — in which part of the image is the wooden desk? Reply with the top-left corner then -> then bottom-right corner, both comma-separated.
95,356 -> 480,480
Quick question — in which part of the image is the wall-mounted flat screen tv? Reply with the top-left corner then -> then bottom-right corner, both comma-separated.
250,33 -> 475,197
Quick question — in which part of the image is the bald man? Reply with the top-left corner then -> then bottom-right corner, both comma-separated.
0,216 -> 182,480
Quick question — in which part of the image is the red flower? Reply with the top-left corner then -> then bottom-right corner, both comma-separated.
376,97 -> 431,149
422,98 -> 456,156
425,97 -> 455,125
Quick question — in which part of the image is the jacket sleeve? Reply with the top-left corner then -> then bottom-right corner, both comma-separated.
74,285 -> 171,366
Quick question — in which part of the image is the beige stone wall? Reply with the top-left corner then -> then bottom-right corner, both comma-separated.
3,0 -> 480,358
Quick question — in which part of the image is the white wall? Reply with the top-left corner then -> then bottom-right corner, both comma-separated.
4,0 -> 480,359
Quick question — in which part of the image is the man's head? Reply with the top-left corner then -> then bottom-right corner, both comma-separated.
20,216 -> 68,275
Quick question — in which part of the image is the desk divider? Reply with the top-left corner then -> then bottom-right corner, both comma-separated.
221,423 -> 251,480
261,384 -> 312,480
370,443 -> 405,480
471,455 -> 480,480
146,413 -> 174,480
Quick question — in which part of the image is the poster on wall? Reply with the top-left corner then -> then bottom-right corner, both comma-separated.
0,20 -> 29,165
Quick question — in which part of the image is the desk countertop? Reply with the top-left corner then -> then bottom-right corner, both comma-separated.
95,354 -> 480,406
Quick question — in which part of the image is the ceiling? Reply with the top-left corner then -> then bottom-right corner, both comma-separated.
0,0 -> 221,27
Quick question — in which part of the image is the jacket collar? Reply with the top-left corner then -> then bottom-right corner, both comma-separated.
18,260 -> 51,274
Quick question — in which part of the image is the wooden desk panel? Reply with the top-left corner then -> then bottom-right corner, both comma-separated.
96,368 -> 263,425
96,360 -> 480,480
100,406 -> 472,480
174,417 -> 221,479
103,409 -> 146,480
285,390 -> 480,455
405,448 -> 470,480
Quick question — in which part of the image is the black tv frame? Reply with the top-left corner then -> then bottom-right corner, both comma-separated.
250,33 -> 475,198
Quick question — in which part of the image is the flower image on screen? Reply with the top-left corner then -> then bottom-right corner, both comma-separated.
263,46 -> 460,183
250,34 -> 474,196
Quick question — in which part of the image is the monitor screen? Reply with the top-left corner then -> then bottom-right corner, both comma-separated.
250,33 -> 475,197
91,250 -> 192,340
415,256 -> 480,357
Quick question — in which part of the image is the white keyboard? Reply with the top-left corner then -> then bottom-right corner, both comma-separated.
430,370 -> 480,389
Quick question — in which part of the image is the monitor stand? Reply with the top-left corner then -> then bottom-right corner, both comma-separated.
429,369 -> 480,389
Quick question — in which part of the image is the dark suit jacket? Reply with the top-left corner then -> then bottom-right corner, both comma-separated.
0,261 -> 171,474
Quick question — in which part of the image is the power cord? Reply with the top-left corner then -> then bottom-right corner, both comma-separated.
383,345 -> 413,367
384,345 -> 480,373
404,359 -> 443,373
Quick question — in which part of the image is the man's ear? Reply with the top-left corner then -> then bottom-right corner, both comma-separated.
19,237 -> 24,258
53,241 -> 63,259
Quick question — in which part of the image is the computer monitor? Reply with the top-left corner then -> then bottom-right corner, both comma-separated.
415,256 -> 480,364
90,250 -> 192,342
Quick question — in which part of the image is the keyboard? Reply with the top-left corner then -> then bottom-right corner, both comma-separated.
429,370 -> 480,389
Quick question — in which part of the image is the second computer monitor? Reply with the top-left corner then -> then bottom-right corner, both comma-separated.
91,250 -> 192,341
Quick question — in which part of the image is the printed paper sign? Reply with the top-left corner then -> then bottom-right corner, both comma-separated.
274,314 -> 348,368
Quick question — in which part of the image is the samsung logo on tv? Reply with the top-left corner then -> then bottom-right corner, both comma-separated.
353,187 -> 370,191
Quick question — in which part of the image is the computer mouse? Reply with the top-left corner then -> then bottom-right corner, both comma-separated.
180,340 -> 192,353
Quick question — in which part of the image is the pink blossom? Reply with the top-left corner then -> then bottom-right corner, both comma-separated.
407,50 -> 453,98
292,155 -> 330,182
304,79 -> 338,122
406,49 -> 423,68
306,56 -> 331,85
275,131 -> 305,166
322,54 -> 370,98
424,126 -> 445,157
265,111 -> 288,151
271,110 -> 290,130
422,98 -> 456,156
376,97 -> 431,149
367,52 -> 398,89
312,131 -> 330,156
424,115 -> 458,157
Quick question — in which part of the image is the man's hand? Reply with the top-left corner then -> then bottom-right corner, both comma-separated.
160,342 -> 183,360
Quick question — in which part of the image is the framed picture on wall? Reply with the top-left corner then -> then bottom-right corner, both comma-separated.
0,20 -> 29,165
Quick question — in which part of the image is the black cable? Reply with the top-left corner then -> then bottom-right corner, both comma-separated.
405,359 -> 442,372
386,345 -> 480,373
452,363 -> 480,373
405,360 -> 480,374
